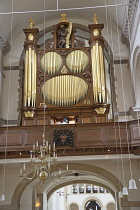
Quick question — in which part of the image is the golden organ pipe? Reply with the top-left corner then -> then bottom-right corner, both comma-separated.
65,75 -> 67,106
52,77 -> 54,105
69,76 -> 71,106
77,50 -> 79,73
28,47 -> 32,106
50,52 -> 54,75
59,77 -> 62,106
24,50 -> 28,106
53,52 -> 56,75
67,76 -> 70,106
34,51 -> 37,107
73,76 -> 76,104
75,77 -> 78,103
31,49 -> 34,107
100,46 -> 106,103
72,76 -> 74,105
57,76 -> 59,106
63,75 -> 65,106
64,75 -> 66,106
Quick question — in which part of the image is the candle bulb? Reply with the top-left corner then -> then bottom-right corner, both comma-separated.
46,140 -> 48,147
33,143 -> 35,150
53,152 -> 55,158
67,164 -> 68,171
23,163 -> 26,171
36,141 -> 38,147
30,153 -> 33,159
20,168 -> 22,175
49,144 -> 51,151
53,142 -> 55,149
59,169 -> 61,175
48,156 -> 51,168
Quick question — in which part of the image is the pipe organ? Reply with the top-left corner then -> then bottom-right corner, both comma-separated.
22,14 -> 110,126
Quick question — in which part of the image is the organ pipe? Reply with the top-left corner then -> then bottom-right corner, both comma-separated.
23,27 -> 39,110
41,75 -> 88,107
24,47 -> 37,107
89,21 -> 106,104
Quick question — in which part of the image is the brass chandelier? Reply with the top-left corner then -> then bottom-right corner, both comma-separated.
20,134 -> 67,182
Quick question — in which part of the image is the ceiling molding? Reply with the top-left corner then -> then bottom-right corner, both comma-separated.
121,0 -> 139,47
0,32 -> 11,55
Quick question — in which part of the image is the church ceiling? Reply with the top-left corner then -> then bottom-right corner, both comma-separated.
0,0 -> 128,43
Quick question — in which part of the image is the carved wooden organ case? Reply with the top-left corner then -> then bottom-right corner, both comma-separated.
22,16 -> 110,126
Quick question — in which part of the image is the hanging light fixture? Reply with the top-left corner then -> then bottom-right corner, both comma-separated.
122,187 -> 128,195
0,194 -> 5,201
19,134 -> 68,182
129,178 -> 137,189
118,191 -> 123,198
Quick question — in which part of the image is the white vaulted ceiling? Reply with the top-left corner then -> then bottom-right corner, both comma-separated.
0,0 -> 128,42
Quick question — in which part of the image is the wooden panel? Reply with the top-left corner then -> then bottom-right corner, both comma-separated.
37,118 -> 50,125
25,131 -> 50,145
105,128 -> 129,142
81,117 -> 92,123
77,128 -> 105,143
95,116 -> 108,123
23,119 -> 35,126
131,127 -> 140,140
0,133 -> 22,145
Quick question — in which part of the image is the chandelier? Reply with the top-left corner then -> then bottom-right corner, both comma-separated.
19,134 -> 68,182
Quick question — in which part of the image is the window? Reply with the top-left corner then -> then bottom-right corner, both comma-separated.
86,200 -> 101,210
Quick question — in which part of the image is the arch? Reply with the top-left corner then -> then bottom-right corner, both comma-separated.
69,203 -> 79,210
11,163 -> 122,209
132,45 -> 140,106
106,202 -> 116,210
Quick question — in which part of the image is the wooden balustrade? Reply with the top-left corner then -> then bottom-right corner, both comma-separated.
0,120 -> 140,158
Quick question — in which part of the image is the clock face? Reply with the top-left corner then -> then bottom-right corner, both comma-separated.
41,75 -> 88,106
40,51 -> 63,75
66,50 -> 89,73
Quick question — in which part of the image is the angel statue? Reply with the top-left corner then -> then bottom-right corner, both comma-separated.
57,22 -> 72,48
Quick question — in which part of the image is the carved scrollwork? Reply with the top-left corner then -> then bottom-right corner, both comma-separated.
83,72 -> 92,82
59,50 -> 68,58
74,38 -> 85,47
39,38 -> 54,49
53,129 -> 74,146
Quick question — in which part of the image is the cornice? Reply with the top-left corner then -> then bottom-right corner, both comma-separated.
0,32 -> 11,55
121,0 -> 139,47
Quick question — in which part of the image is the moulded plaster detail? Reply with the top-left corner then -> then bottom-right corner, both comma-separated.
121,0 -> 139,46
0,32 -> 11,55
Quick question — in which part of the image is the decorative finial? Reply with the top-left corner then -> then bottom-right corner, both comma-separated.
28,18 -> 35,28
93,13 -> 98,24
60,14 -> 69,23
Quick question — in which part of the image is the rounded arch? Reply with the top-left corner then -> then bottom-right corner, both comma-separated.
11,163 -> 122,209
106,202 -> 116,210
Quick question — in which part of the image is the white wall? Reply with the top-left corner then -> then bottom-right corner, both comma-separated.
1,70 -> 20,121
